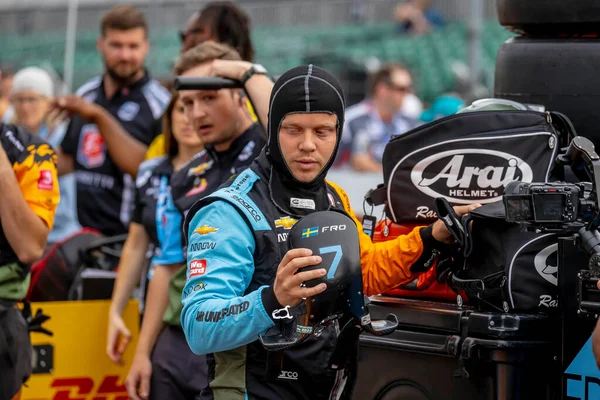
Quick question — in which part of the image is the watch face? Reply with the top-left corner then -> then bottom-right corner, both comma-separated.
254,64 -> 267,74
242,64 -> 268,84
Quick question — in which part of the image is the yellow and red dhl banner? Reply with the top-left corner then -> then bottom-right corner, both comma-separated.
22,300 -> 140,400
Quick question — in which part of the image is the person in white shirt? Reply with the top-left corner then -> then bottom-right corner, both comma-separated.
339,63 -> 420,172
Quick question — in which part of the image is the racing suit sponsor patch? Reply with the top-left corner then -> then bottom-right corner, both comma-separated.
183,282 -> 207,298
77,124 -> 106,168
189,242 -> 216,251
190,259 -> 207,277
290,197 -> 315,210
187,161 -> 213,177
37,169 -> 54,190
275,216 -> 297,229
195,301 -> 250,323
194,225 -> 219,235
186,178 -> 207,197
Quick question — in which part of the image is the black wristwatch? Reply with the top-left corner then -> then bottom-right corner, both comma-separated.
240,64 -> 268,85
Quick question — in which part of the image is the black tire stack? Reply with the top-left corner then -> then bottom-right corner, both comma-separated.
493,0 -> 600,147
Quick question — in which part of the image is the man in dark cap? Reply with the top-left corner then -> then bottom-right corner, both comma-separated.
180,65 -> 477,399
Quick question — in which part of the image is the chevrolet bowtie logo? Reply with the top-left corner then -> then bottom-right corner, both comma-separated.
275,216 -> 297,230
188,161 -> 213,177
194,225 -> 219,235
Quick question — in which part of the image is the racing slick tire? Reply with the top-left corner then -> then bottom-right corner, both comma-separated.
494,37 -> 600,148
497,0 -> 600,35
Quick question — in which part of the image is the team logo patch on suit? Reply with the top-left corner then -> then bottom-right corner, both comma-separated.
238,140 -> 256,161
37,170 -> 54,190
275,216 -> 298,230
194,225 -> 219,235
290,198 -> 315,210
189,259 -> 207,277
276,216 -> 298,242
188,161 -> 214,177
77,124 -> 106,168
187,178 -> 208,197
117,101 -> 140,121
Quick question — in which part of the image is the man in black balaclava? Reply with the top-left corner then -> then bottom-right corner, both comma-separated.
181,65 -> 477,399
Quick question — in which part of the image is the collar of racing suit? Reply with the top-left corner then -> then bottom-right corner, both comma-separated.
264,65 -> 346,217
205,122 -> 262,171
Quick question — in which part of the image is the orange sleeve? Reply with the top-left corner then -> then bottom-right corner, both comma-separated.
327,180 -> 425,296
13,143 -> 60,230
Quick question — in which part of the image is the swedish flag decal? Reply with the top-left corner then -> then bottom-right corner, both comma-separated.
302,227 -> 319,239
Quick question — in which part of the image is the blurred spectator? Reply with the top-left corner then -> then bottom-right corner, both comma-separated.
395,0 -> 445,35
339,63 -> 420,172
179,11 -> 202,54
107,92 -> 205,397
419,94 -> 465,123
7,67 -> 54,135
144,1 -> 255,160
192,1 -> 254,62
56,5 -> 170,237
0,67 -> 15,121
8,66 -> 81,244
143,12 -> 201,160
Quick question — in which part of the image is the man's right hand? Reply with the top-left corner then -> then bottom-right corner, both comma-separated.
50,95 -> 102,122
106,312 -> 131,364
273,248 -> 328,307
125,352 -> 152,400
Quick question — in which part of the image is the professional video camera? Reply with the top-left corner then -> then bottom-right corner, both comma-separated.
504,180 -> 593,231
503,136 -> 600,316
503,134 -> 600,230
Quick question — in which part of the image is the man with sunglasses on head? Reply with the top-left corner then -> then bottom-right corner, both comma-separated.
338,63 -> 419,172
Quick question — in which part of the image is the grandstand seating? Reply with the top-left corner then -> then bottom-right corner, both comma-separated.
0,20 -> 515,103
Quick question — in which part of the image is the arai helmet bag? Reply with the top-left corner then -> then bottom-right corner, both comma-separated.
450,201 -> 559,313
366,109 -> 574,225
